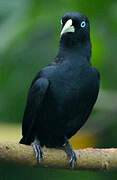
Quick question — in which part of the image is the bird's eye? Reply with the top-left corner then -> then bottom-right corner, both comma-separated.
60,19 -> 63,25
80,21 -> 86,28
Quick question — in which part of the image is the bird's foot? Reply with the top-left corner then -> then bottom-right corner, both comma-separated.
31,137 -> 44,165
64,137 -> 77,169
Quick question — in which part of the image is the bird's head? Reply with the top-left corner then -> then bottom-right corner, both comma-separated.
60,12 -> 90,47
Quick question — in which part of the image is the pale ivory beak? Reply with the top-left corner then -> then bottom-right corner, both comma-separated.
60,19 -> 75,37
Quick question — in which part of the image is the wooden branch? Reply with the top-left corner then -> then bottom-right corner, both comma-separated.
0,142 -> 117,171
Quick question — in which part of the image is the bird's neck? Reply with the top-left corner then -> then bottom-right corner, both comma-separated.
58,40 -> 92,62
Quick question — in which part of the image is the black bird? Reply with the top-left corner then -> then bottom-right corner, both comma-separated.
20,12 -> 100,168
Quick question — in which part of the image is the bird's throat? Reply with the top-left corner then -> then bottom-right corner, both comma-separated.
58,40 -> 92,61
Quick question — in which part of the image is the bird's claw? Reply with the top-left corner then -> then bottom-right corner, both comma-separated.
68,150 -> 77,169
31,141 -> 44,164
64,137 -> 77,169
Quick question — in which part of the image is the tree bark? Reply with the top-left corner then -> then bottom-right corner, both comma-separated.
0,142 -> 117,171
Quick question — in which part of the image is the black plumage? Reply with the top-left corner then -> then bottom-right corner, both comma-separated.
20,12 -> 100,167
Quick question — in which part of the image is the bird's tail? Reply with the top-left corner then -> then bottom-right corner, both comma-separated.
19,137 -> 25,144
19,136 -> 33,145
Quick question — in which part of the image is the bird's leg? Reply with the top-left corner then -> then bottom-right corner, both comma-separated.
63,137 -> 77,168
31,137 -> 43,164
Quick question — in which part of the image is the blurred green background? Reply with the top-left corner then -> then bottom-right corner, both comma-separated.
0,0 -> 117,179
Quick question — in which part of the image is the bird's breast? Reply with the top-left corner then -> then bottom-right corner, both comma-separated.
42,61 -> 99,113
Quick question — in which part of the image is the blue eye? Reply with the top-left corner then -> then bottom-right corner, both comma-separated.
60,19 -> 63,25
81,21 -> 86,28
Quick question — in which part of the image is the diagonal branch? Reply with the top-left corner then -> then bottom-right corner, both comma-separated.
0,142 -> 117,171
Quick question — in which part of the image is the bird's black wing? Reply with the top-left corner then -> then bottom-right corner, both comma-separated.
20,77 -> 49,145
66,67 -> 100,139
